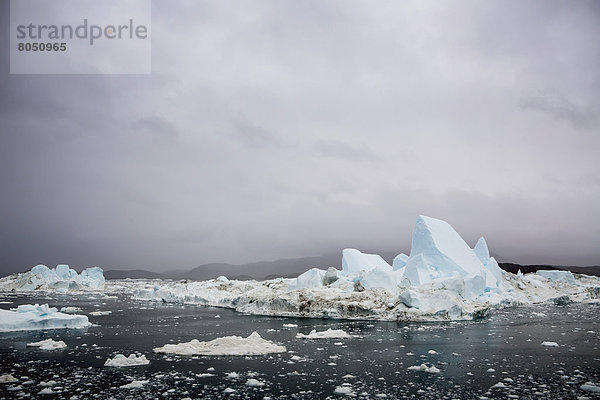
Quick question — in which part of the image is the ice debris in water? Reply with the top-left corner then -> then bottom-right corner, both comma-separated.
581,382 -> 600,393
60,306 -> 82,313
0,264 -> 105,291
334,383 -> 355,395
0,374 -> 18,383
296,328 -> 351,339
0,304 -> 91,332
153,331 -> 286,356
120,380 -> 149,389
104,354 -> 150,367
89,310 -> 112,316
27,338 -> 67,350
245,378 -> 265,387
541,341 -> 559,347
407,364 -> 441,373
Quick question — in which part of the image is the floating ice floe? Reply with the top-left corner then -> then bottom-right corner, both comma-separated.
296,329 -> 351,339
120,380 -> 149,389
0,264 -> 105,292
0,374 -> 18,383
59,307 -> 82,313
541,341 -> 559,347
27,339 -> 67,350
581,382 -> 600,393
89,311 -> 112,316
0,304 -> 91,332
153,331 -> 286,356
407,364 -> 441,373
334,384 -> 355,395
245,378 -> 265,387
105,354 -> 150,367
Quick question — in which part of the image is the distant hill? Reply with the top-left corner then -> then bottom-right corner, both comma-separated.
103,269 -> 164,279
102,256 -> 600,281
165,253 -> 343,281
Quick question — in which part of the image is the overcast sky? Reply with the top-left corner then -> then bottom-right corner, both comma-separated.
1,0 -> 599,275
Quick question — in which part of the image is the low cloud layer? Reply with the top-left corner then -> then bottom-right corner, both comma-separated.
1,1 -> 599,274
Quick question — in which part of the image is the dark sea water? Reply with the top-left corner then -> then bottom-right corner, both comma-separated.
0,292 -> 598,399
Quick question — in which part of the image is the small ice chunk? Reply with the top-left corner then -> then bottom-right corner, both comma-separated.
541,341 -> 559,347
89,311 -> 112,316
283,323 -> 298,328
120,380 -> 149,389
296,328 -> 351,339
0,374 -> 18,383
407,364 -> 440,373
334,384 -> 354,395
245,378 -> 265,387
104,354 -> 150,367
59,307 -> 82,313
581,382 -> 600,393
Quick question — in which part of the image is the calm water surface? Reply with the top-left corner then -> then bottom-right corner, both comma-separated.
0,292 -> 598,399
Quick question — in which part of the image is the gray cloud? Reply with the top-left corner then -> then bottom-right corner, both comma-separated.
313,140 -> 375,162
1,0 -> 599,275
519,93 -> 599,130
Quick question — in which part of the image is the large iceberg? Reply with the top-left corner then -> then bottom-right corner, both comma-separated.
0,265 -> 105,291
291,215 -> 503,299
0,304 -> 91,332
125,215 -> 599,321
7,215 -> 598,323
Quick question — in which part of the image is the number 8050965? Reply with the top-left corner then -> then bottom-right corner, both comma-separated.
18,42 -> 67,51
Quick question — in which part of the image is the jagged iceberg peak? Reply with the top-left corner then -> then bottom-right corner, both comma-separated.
473,237 -> 490,265
410,215 -> 487,277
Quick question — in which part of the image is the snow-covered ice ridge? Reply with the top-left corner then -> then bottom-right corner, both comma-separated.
127,216 -> 600,321
0,264 -> 105,292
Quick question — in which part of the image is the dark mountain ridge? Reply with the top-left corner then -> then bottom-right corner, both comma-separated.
102,256 -> 600,280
